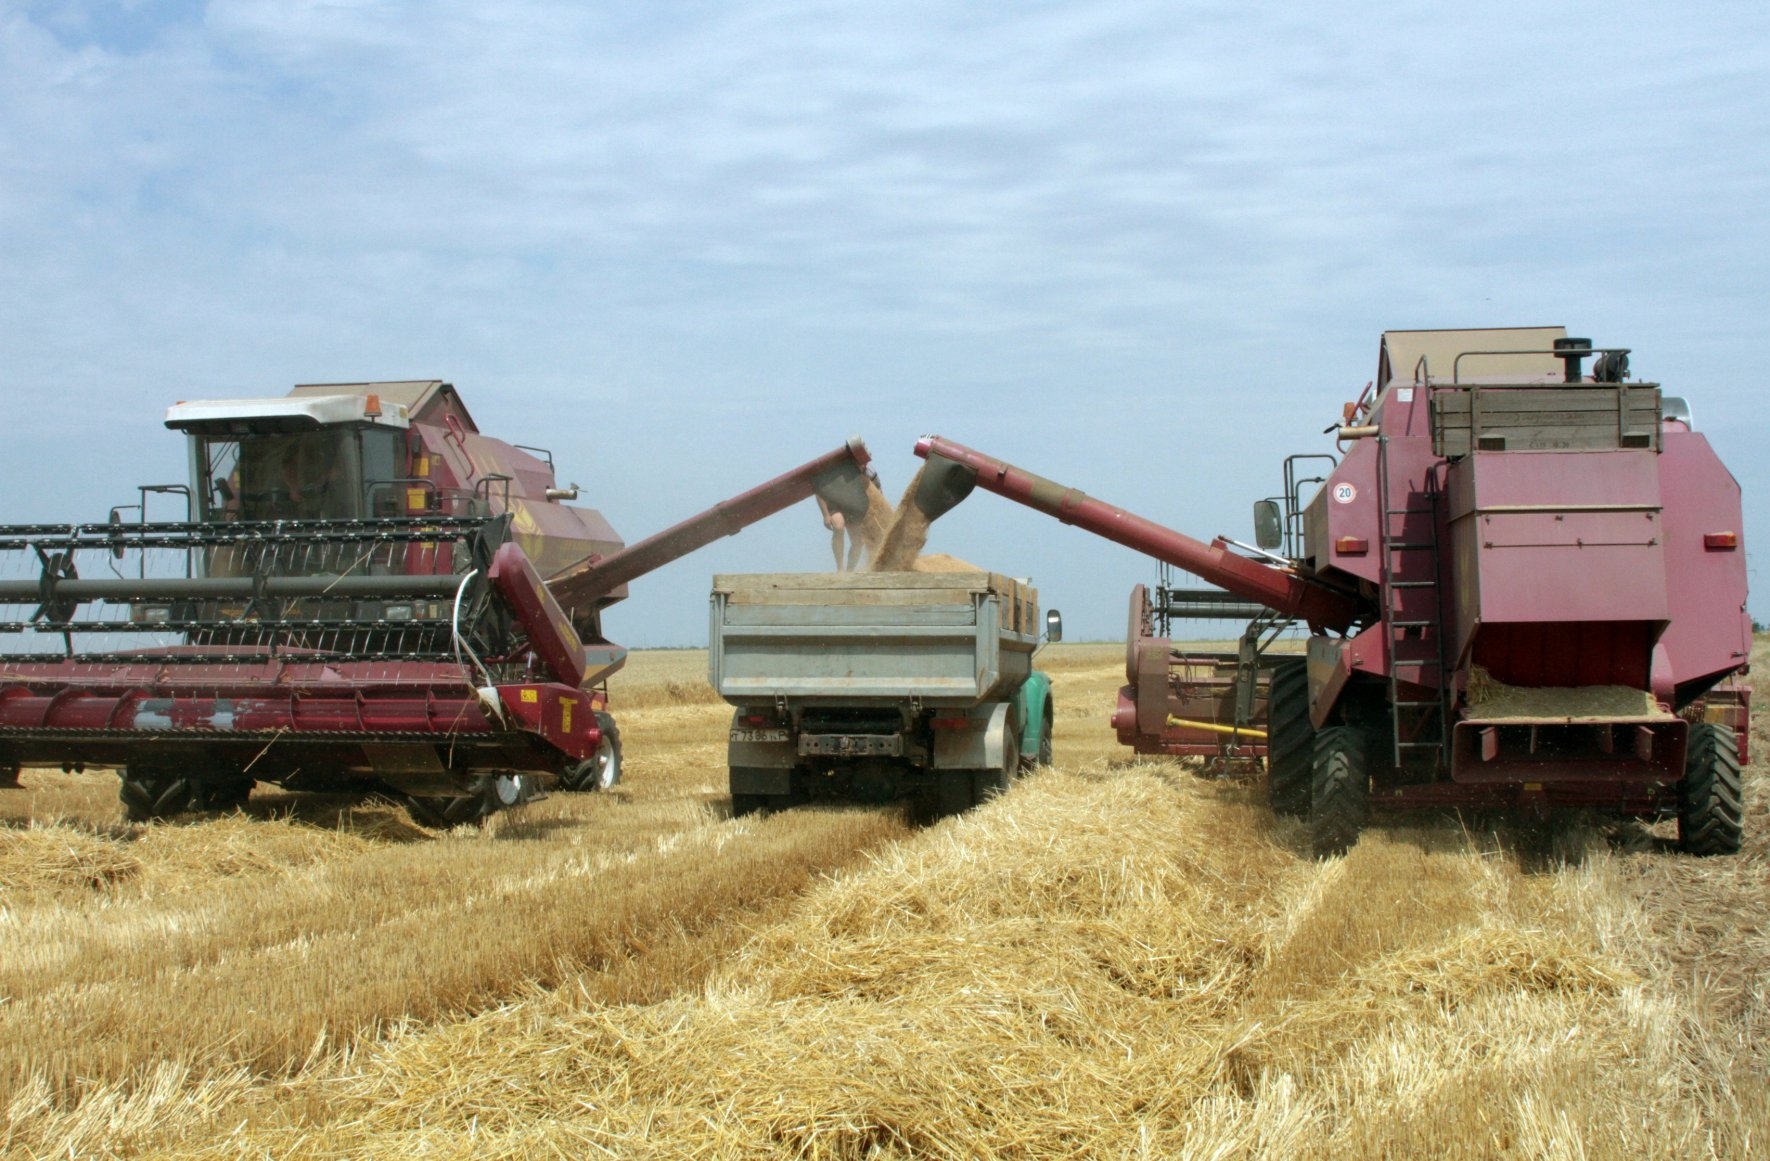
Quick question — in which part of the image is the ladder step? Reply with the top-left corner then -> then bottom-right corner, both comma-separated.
1391,619 -> 1436,628
1386,542 -> 1436,550
1387,580 -> 1438,589
1397,741 -> 1444,749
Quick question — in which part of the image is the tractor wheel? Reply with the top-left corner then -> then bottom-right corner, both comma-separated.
120,767 -> 201,822
561,713 -> 623,791
1266,661 -> 1313,818
1309,725 -> 1369,857
1678,722 -> 1743,856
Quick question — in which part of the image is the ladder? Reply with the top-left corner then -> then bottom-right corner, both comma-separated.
1375,435 -> 1450,772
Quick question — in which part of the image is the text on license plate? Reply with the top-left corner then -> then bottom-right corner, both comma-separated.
730,728 -> 790,743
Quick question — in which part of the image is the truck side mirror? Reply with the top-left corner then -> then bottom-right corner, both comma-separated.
1045,609 -> 1063,643
1253,499 -> 1284,551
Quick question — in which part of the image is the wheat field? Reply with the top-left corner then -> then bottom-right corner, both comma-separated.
1,641 -> 1766,1158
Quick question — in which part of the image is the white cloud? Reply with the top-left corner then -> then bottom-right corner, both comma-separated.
2,0 -> 1768,641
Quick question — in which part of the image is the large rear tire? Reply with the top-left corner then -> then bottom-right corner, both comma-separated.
1678,722 -> 1743,856
1309,725 -> 1369,857
1266,660 -> 1313,818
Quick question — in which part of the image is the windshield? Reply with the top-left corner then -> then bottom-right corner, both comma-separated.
192,427 -> 404,522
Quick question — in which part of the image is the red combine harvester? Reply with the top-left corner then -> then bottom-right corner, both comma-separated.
911,328 -> 1750,856
0,382 -> 873,825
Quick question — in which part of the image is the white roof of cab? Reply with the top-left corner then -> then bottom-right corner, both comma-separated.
165,394 -> 412,434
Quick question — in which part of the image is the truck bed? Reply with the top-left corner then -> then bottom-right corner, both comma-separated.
709,571 -> 1038,706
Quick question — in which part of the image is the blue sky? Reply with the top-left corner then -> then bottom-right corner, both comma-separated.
3,1 -> 1767,645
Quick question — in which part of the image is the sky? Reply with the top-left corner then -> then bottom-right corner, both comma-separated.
2,0 -> 1767,646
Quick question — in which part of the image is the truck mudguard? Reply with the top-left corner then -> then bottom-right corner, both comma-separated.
932,701 -> 1013,771
1015,671 -> 1053,761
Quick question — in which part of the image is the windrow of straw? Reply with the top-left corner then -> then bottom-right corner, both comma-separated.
0,641 -> 1765,1159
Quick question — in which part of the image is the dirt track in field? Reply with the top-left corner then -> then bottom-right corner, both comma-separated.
2,642 -> 1767,1159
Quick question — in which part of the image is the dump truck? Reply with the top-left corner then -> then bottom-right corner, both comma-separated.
0,381 -> 876,825
908,327 -> 1749,856
709,571 -> 1059,817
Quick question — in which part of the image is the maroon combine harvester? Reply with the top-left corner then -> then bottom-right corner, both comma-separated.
911,328 -> 1750,856
0,381 -> 874,825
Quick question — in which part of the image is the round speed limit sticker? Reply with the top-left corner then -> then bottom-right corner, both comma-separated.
1332,483 -> 1357,505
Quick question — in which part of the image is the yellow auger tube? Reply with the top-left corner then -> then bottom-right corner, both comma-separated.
1164,716 -> 1268,740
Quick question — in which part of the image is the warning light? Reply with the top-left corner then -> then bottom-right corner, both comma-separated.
1335,536 -> 1369,556
1704,532 -> 1738,550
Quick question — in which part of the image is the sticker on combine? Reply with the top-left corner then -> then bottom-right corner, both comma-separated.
1332,482 -> 1357,505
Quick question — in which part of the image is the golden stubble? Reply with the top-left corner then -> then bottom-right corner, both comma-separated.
0,640 -> 1764,1159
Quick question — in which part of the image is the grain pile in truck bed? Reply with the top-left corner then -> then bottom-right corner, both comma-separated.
1465,665 -> 1668,721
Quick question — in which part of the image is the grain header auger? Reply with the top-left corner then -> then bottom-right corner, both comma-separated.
0,380 -> 876,826
911,327 -> 1750,857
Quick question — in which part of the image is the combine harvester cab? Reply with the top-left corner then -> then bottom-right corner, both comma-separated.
0,382 -> 876,825
911,327 -> 1749,857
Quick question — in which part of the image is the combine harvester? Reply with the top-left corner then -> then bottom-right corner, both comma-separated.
911,328 -> 1750,856
0,381 -> 874,825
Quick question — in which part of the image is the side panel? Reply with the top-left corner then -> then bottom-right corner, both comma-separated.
1657,429 -> 1752,698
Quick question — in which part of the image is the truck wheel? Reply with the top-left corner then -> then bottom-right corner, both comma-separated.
1309,726 -> 1369,857
935,770 -> 975,818
731,794 -> 769,818
561,713 -> 623,791
973,766 -> 1012,803
1678,722 -> 1743,856
1266,660 -> 1313,818
120,767 -> 199,821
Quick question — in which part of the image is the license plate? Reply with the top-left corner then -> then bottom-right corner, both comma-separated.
730,728 -> 790,743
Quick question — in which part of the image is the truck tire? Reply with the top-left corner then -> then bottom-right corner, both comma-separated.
935,770 -> 975,818
1266,660 -> 1312,818
561,712 -> 623,791
973,766 -> 1012,803
730,794 -> 769,818
1309,726 -> 1369,857
1678,722 -> 1743,856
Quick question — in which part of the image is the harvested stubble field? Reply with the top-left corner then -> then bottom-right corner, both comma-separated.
1,642 -> 1767,1159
